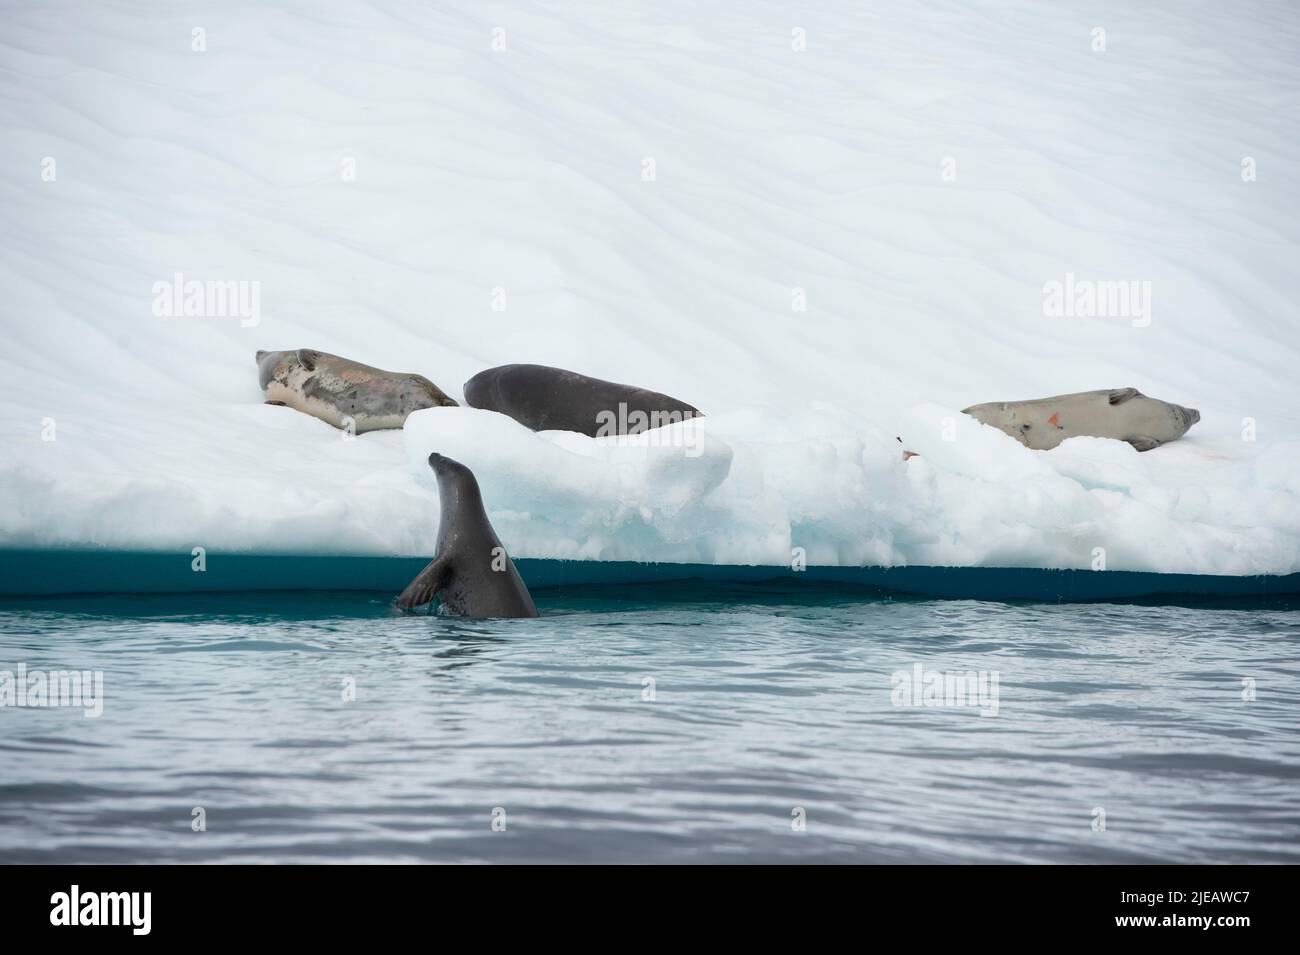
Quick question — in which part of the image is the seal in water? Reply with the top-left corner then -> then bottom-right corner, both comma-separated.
395,453 -> 539,618
962,387 -> 1200,451
256,349 -> 457,432
463,363 -> 703,437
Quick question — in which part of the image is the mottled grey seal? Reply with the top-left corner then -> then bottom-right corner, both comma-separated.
396,453 -> 539,618
962,387 -> 1200,451
256,349 -> 457,432
463,363 -> 703,437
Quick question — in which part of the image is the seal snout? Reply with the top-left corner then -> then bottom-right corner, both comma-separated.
426,451 -> 469,477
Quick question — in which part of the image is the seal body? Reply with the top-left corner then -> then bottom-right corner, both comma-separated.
463,363 -> 703,437
256,349 -> 457,432
962,387 -> 1200,451
396,453 -> 539,618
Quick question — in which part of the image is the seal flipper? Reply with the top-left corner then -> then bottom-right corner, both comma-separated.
1109,388 -> 1141,405
395,554 -> 451,610
1127,436 -> 1161,452
296,348 -> 322,372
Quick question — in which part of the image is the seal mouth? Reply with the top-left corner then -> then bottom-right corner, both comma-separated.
428,452 -> 443,467
1184,407 -> 1201,427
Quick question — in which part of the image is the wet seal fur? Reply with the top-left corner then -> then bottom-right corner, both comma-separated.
256,349 -> 456,432
962,387 -> 1200,452
396,453 -> 539,618
463,363 -> 703,437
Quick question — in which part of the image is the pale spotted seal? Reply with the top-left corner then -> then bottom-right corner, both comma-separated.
256,349 -> 456,432
962,387 -> 1199,451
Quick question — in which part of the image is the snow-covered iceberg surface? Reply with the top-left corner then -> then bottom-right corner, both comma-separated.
396,404 -> 1300,576
7,396 -> 1298,578
1,1 -> 1299,580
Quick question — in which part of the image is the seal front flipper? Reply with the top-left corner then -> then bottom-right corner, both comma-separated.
1127,436 -> 1161,452
1109,388 -> 1141,405
396,554 -> 451,610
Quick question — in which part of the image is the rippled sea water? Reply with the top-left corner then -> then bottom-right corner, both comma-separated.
1,584 -> 1297,864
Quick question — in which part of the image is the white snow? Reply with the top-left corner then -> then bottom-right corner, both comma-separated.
1,1 -> 1298,575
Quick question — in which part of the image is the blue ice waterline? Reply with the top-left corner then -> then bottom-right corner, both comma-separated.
1,549 -> 1298,601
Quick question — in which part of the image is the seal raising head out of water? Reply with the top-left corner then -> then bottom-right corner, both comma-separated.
396,453 -> 539,618
463,363 -> 703,437
256,349 -> 457,433
962,387 -> 1200,451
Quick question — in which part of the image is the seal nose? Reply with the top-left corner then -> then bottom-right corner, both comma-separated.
428,452 -> 443,467
1187,407 -> 1201,425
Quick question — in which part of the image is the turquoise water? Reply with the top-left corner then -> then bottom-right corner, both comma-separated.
1,584 -> 1297,863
